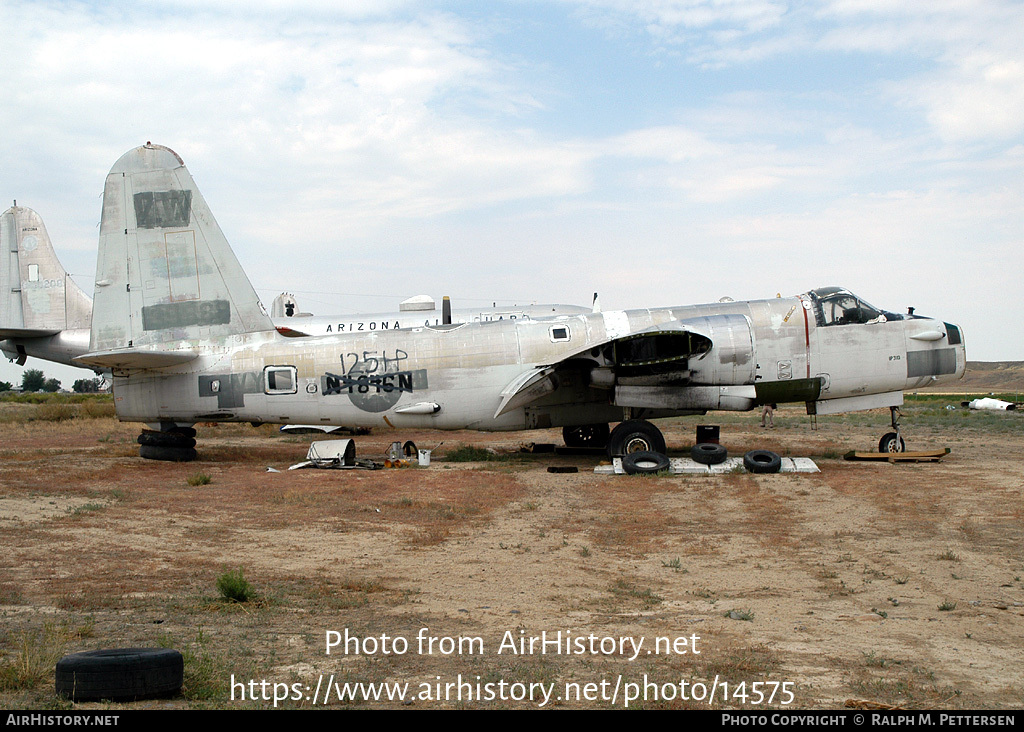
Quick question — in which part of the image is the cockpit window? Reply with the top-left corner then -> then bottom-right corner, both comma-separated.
813,290 -> 885,327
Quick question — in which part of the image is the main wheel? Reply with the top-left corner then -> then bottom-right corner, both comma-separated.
562,423 -> 610,448
878,432 -> 906,453
608,420 -> 666,457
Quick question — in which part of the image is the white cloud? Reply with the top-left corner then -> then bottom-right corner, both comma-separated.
0,0 -> 1020,365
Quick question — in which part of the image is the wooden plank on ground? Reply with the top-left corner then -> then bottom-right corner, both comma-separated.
844,449 -> 951,462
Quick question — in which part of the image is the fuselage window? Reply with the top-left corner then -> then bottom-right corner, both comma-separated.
549,326 -> 570,343
264,366 -> 297,395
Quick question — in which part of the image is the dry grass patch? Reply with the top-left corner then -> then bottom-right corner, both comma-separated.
0,619 -> 94,692
572,476 -> 684,556
848,654 -> 965,709
727,475 -> 799,550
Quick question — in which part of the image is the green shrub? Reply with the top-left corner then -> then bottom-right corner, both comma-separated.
217,567 -> 256,603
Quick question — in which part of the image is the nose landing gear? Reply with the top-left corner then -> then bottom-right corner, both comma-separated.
878,407 -> 906,453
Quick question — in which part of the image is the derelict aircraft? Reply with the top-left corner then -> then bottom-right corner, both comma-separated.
0,204 -> 589,370
22,144 -> 969,460
0,205 -> 93,367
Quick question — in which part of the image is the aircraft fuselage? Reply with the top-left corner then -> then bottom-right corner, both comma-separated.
109,291 -> 965,432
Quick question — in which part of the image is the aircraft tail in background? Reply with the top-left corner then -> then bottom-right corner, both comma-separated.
0,204 -> 92,338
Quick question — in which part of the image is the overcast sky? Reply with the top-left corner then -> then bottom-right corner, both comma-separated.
1,0 -> 1021,386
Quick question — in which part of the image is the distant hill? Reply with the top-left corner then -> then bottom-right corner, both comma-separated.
916,361 -> 1024,395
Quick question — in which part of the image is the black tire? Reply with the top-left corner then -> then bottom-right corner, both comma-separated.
167,426 -> 197,438
139,444 -> 198,462
691,442 -> 728,465
138,431 -> 196,448
743,450 -> 782,474
402,440 -> 417,457
878,432 -> 906,453
55,648 -> 183,702
562,423 -> 611,449
608,420 -> 666,457
622,451 -> 671,475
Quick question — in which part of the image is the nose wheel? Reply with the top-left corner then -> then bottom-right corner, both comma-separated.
878,407 -> 906,453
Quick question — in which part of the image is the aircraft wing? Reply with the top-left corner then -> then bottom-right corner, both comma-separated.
0,328 -> 62,339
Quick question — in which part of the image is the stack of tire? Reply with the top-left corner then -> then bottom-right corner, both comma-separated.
138,427 -> 197,462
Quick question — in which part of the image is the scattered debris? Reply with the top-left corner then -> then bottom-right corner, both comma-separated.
963,398 -> 1017,411
288,439 -> 381,470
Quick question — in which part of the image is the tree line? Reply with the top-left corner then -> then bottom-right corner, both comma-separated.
0,369 -> 104,394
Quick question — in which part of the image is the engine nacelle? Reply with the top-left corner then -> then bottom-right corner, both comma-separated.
679,314 -> 756,386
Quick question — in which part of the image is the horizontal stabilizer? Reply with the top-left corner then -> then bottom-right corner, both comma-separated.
74,348 -> 198,371
0,328 -> 61,339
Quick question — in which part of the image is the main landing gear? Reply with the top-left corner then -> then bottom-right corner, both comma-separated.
608,419 -> 667,457
563,419 -> 670,459
878,406 -> 907,454
563,420 -> 668,459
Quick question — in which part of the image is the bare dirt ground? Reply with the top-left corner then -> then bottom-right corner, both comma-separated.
1,399 -> 1022,709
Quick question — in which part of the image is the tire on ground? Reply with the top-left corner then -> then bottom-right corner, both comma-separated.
691,442 -> 728,465
55,648 -> 183,702
138,431 -> 197,448
139,444 -> 198,462
622,451 -> 671,475
743,449 -> 782,473
166,426 -> 197,438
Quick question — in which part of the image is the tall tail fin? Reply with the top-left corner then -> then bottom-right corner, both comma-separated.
0,204 -> 92,337
90,143 -> 273,354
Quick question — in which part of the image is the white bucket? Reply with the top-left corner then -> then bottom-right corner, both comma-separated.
418,449 -> 431,466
